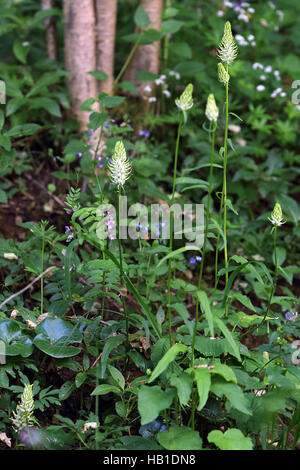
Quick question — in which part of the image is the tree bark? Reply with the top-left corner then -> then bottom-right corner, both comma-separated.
63,0 -> 99,134
95,0 -> 118,95
125,0 -> 163,89
42,0 -> 58,61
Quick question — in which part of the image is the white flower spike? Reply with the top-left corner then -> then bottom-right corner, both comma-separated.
205,94 -> 219,122
217,21 -> 238,66
175,83 -> 194,111
268,202 -> 285,228
11,384 -> 35,432
108,141 -> 132,189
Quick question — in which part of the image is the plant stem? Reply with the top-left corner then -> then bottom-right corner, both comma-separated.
190,122 -> 216,367
41,236 -> 45,315
166,113 -> 183,347
113,34 -> 143,90
223,64 -> 229,316
117,186 -> 129,349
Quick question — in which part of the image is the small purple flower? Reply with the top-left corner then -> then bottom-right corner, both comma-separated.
65,226 -> 71,233
189,257 -> 196,264
97,155 -> 102,161
111,119 -> 116,123
65,210 -> 71,215
104,124 -> 110,129
77,152 -> 82,158
196,256 -> 202,262
285,313 -> 292,320
144,130 -> 150,138
88,130 -> 93,136
137,223 -> 142,229
98,161 -> 105,168
138,130 -> 144,137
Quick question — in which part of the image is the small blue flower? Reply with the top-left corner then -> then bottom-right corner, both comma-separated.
65,226 -> 71,233
138,130 -> 144,137
97,155 -> 102,161
189,257 -> 196,264
88,130 -> 93,136
104,124 -> 110,129
77,152 -> 82,158
285,312 -> 292,319
98,161 -> 105,168
196,256 -> 202,262
144,130 -> 150,138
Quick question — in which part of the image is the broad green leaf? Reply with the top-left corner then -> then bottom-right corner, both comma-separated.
100,335 -> 124,378
7,123 -> 41,137
108,365 -> 125,390
138,385 -> 175,425
193,367 -> 211,411
213,317 -> 241,361
170,373 -> 193,406
197,291 -> 214,338
208,428 -> 253,450
211,380 -> 252,415
149,343 -> 188,383
231,292 -> 257,312
134,5 -> 150,28
210,363 -> 237,383
91,384 -> 121,396
158,426 -> 202,450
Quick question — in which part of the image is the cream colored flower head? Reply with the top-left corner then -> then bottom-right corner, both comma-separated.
218,63 -> 230,85
268,202 -> 285,228
217,21 -> 238,66
205,94 -> 219,122
11,384 -> 35,432
175,83 -> 194,111
108,141 -> 132,189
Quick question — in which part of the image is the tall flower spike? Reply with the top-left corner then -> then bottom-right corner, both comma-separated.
11,384 -> 35,432
205,94 -> 219,122
175,83 -> 194,111
268,202 -> 285,228
218,63 -> 230,85
217,21 -> 238,65
108,141 -> 132,189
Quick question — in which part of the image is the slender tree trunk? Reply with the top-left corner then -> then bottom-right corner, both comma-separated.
63,0 -> 99,134
42,0 -> 58,61
125,0 -> 163,90
95,0 -> 118,95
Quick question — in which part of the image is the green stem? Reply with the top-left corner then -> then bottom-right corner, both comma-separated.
190,122 -> 216,367
166,113 -> 183,347
117,186 -> 129,349
41,237 -> 45,315
113,34 -> 143,90
223,65 -> 229,316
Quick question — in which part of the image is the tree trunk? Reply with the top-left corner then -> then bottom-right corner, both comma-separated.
42,0 -> 58,61
95,0 -> 118,95
63,0 -> 99,134
125,0 -> 163,90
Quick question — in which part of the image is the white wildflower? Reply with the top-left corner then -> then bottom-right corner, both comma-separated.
205,94 -> 219,122
256,84 -> 266,91
253,62 -> 264,70
265,65 -> 272,73
218,21 -> 238,65
268,202 -> 285,227
11,384 -> 35,432
108,141 -> 132,189
175,83 -> 194,111
3,253 -> 18,260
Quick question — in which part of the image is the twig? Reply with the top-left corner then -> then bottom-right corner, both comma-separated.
0,266 -> 55,310
24,173 -> 65,208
